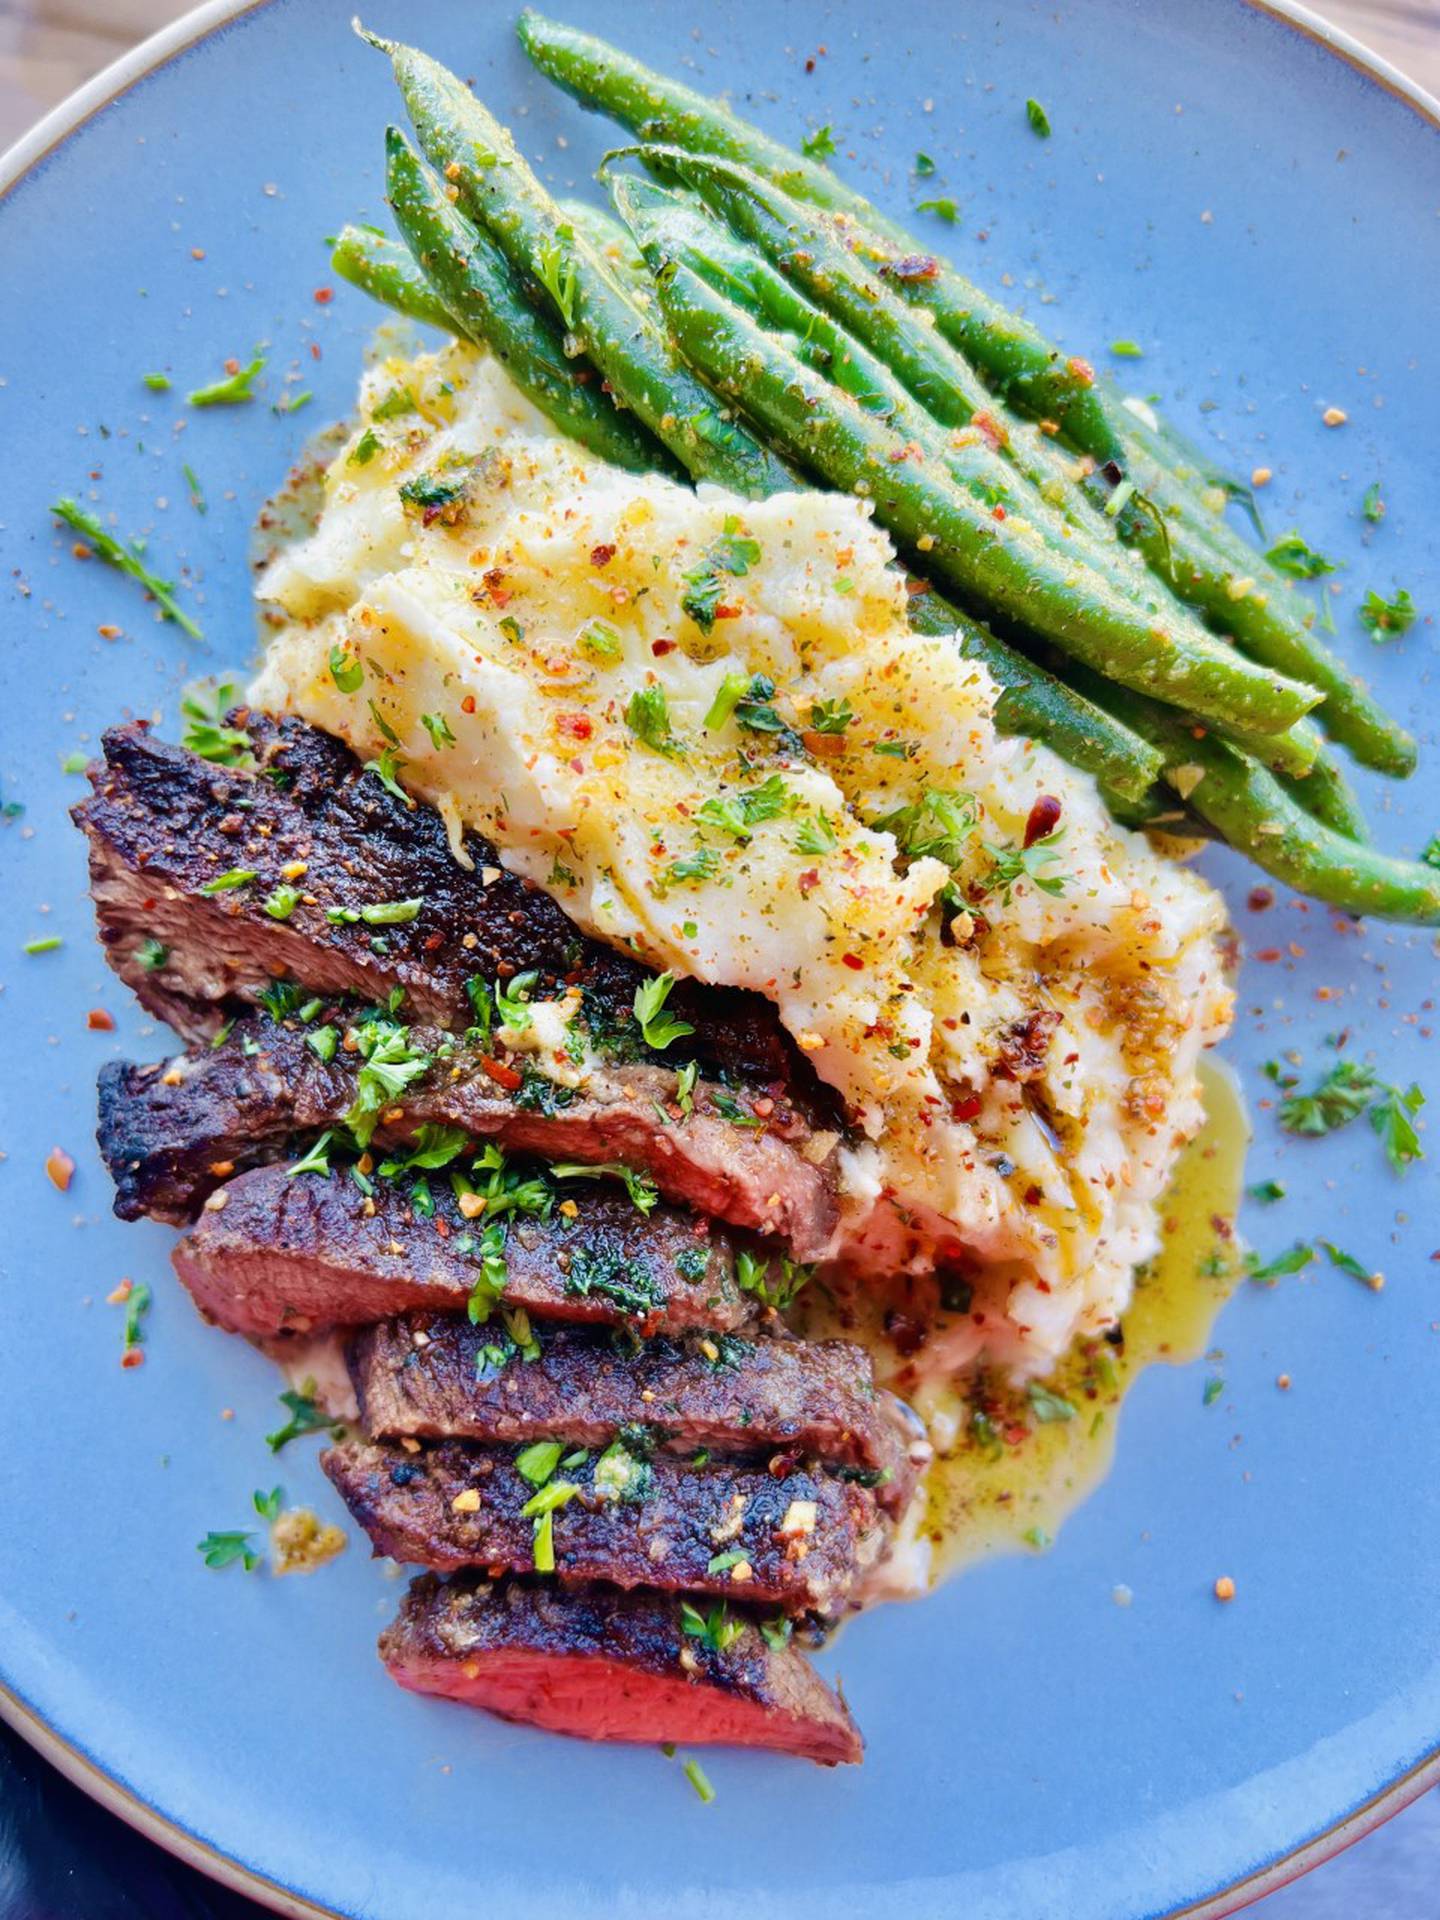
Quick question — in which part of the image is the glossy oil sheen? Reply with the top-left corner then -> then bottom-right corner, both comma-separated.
0,4 -> 1437,1917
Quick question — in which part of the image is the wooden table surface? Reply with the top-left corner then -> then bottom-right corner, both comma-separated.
0,3 -> 1436,1919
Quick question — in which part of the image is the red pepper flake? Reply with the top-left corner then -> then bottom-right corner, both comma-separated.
190,247 -> 206,261
589,543 -> 617,568
1023,793 -> 1063,848
753,1097 -> 775,1119
1066,355 -> 1095,386
950,1093 -> 983,1123
1247,887 -> 1274,912
797,869 -> 821,896
87,1008 -> 115,1031
45,1147 -> 75,1192
120,1348 -> 146,1370
991,505 -> 1007,521
313,286 -> 334,304
557,713 -> 593,742
970,409 -> 1008,452
714,604 -> 742,621
479,1056 -> 523,1092
461,695 -> 476,715
651,638 -> 677,657
1255,948 -> 1282,964
841,952 -> 864,971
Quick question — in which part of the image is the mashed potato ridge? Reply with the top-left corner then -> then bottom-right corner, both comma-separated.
254,341 -> 1233,1375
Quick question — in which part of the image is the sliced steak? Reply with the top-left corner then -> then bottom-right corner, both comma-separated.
98,1015 -> 838,1256
173,1162 -> 749,1339
73,717 -> 813,1103
350,1316 -> 920,1512
381,1572 -> 862,1764
325,1437 -> 882,1612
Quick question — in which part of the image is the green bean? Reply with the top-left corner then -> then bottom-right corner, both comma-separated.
360,28 -> 791,498
1084,680 -> 1439,922
904,585 -> 1162,800
641,248 -> 1317,734
384,130 -> 671,475
560,196 -> 654,302
331,223 -> 456,332
517,9 -> 1115,445
1276,756 -> 1370,844
518,13 -> 1415,775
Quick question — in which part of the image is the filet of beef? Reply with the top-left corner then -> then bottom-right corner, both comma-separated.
381,1572 -> 863,1764
174,1163 -> 749,1339
73,717 -> 813,1097
350,1316 -> 923,1513
325,1437 -> 882,1612
98,1015 -> 838,1256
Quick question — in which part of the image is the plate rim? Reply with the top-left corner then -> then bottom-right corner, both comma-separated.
1,1 -> 1436,1915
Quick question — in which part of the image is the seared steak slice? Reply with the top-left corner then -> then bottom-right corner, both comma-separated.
73,718 -> 813,1102
350,1316 -> 920,1511
173,1162 -> 748,1339
325,1437 -> 882,1612
99,1015 -> 838,1255
381,1572 -> 863,1763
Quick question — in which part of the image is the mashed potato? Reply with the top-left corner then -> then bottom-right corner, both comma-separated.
253,341 -> 1233,1376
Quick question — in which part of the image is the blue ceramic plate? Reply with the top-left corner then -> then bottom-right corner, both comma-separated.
1,3 -> 1437,1914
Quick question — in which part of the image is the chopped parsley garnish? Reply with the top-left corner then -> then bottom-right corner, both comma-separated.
697,774 -> 791,842
371,385 -> 417,421
262,885 -> 301,921
265,1381 -> 342,1452
358,898 -> 421,926
981,829 -> 1069,905
675,1060 -> 698,1116
51,496 -> 202,640
535,227 -> 578,326
273,388 -> 312,416
626,685 -> 683,756
23,936 -> 62,955
199,867 -> 257,895
1025,97 -> 1052,137
1318,1239 -> 1378,1286
180,677 -> 253,766
305,1026 -> 338,1063
61,751 -> 89,774
122,1280 -> 152,1352
495,968 -> 539,1033
143,371 -> 171,391
549,1160 -> 660,1214
735,1249 -> 812,1311
917,197 -> 958,223
807,696 -> 855,735
253,1485 -> 284,1524
1247,1179 -> 1286,1204
466,1220 -> 510,1326
1202,1376 -> 1224,1407
680,518 -> 762,633
1026,1381 -> 1076,1424
376,1124 -> 470,1176
1264,530 -> 1338,580
1359,586 -> 1416,640
344,1018 -> 430,1146
711,1091 -> 762,1130
197,1530 -> 260,1572
875,788 -> 977,867
704,672 -> 747,732
1276,1053 -> 1424,1171
136,937 -> 170,972
663,846 -> 720,888
593,1439 -> 651,1503
398,467 -> 471,517
1110,339 -> 1143,358
758,1614 -> 793,1651
1362,482 -> 1386,524
182,463 -> 206,514
680,1599 -> 746,1653
329,644 -> 364,693
682,1758 -> 715,1805
914,152 -> 936,176
1245,1243 -> 1315,1286
793,810 -> 839,855
515,1440 -> 563,1487
634,971 -> 696,1052
801,123 -> 837,160
363,744 -> 410,807
580,620 -> 623,664
187,355 -> 265,407
348,427 -> 381,466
